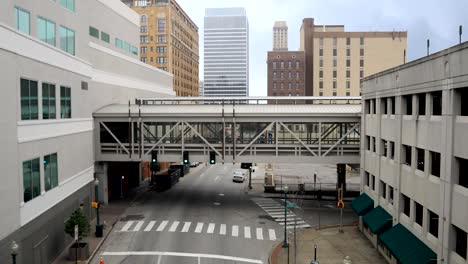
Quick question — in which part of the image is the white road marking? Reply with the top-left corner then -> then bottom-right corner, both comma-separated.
121,221 -> 133,231
278,221 -> 306,225
102,251 -> 263,264
232,225 -> 239,237
286,224 -> 310,229
213,202 -> 221,206
219,193 -> 225,196
244,226 -> 251,239
207,223 -> 215,234
156,221 -> 169,232
133,221 -> 145,232
168,221 -> 180,232
269,229 -> 277,241
144,221 -> 156,232
219,224 -> 226,235
181,222 -> 191,233
157,255 -> 162,264
256,228 -> 263,240
195,222 -> 204,233
214,176 -> 220,181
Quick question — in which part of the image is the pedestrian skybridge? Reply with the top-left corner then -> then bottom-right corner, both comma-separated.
93,97 -> 362,164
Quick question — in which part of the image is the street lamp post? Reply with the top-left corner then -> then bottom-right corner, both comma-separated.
11,241 -> 18,264
282,185 -> 289,248
248,166 -> 252,190
94,178 -> 103,237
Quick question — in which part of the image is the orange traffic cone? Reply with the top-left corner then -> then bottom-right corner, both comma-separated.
99,256 -> 104,264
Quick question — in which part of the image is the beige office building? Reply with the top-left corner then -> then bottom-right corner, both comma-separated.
300,18 -> 407,97
273,21 -> 288,51
122,0 -> 199,97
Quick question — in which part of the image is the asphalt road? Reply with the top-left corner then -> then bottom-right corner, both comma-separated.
92,164 -> 282,264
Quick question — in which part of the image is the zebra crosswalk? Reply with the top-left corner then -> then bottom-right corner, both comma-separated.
252,198 -> 311,229
117,220 -> 277,241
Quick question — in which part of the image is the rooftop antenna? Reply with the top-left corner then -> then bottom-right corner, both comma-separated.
427,39 -> 430,56
460,25 -> 463,44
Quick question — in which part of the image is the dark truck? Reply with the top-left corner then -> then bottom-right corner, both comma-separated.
154,167 -> 181,191
169,164 -> 190,177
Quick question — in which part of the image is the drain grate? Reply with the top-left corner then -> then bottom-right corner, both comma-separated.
120,214 -> 144,221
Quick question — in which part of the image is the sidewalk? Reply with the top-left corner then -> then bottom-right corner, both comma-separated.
52,182 -> 151,264
270,225 -> 386,264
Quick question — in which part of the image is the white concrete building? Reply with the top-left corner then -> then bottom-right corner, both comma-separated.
0,0 -> 173,262
273,21 -> 288,51
358,42 -> 468,264
203,7 -> 249,97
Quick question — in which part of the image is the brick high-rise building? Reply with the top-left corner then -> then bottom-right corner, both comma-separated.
299,18 -> 407,97
122,0 -> 199,97
267,51 -> 306,98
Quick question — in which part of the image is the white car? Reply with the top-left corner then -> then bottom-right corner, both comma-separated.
232,171 -> 246,182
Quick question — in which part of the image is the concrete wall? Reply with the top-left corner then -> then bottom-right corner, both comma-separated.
361,42 -> 468,264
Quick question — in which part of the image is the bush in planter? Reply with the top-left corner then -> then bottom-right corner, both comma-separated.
65,209 -> 90,260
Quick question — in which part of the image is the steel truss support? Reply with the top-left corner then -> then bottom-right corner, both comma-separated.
236,122 -> 275,157
144,122 -> 181,155
183,122 -> 222,157
100,122 -> 130,155
322,123 -> 360,157
278,122 -> 318,157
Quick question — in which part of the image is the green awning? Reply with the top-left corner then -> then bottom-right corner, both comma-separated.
351,192 -> 373,216
379,224 -> 437,264
362,206 -> 392,235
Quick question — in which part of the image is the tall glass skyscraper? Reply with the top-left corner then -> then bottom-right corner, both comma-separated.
203,8 -> 249,97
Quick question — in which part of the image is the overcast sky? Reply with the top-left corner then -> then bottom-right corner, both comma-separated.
177,0 -> 468,96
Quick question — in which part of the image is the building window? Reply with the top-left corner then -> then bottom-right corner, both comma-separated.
123,42 -> 131,52
360,59 -> 364,67
333,48 -> 337,57
288,72 -> 292,79
141,57 -> 147,63
280,83 -> 284,90
415,202 -> 423,226
346,48 -> 350,57
431,91 -> 442,115
44,153 -> 58,191
141,47 -> 147,54
346,70 -> 350,78
296,61 -> 300,68
296,72 -> 300,79
280,72 -> 284,79
333,91 -> 337,96
141,15 -> 147,23
346,80 -> 350,89
404,95 -> 413,115
140,36 -> 148,43
288,61 -> 292,68
390,141 -> 395,159
157,46 -> 167,53
319,37 -> 323,46
131,46 -> 138,55
382,140 -> 388,157
429,210 -> 439,238
157,35 -> 166,43
364,171 -> 370,186
372,99 -> 376,114
296,82 -> 300,89
280,61 -> 284,69
360,70 -> 364,78
319,71 -> 323,78
390,97 -> 396,115
319,49 -> 323,56
115,38 -> 123,49
273,83 -> 277,90
346,59 -> 350,67
60,26 -> 75,55
158,19 -> 166,32
380,180 -> 387,199
319,59 -> 323,67
333,36 -> 337,46
360,36 -> 364,45
37,17 -> 56,46
382,98 -> 388,114
101,31 -> 110,43
319,81 -> 323,89
366,136 -> 371,151
402,194 -> 410,217
457,87 -> 468,116
430,151 -> 440,177
371,175 -> 375,191
273,61 -> 277,69
296,93 -> 300,96
417,93 -> 426,115
389,186 -> 394,204
333,59 -> 337,68
156,57 -> 166,63
60,86 -> 71,118
273,72 -> 277,79
89,26 -> 99,38
288,83 -> 292,90
273,92 -> 277,96
15,7 -> 30,34
60,0 -> 75,12
20,78 -> 38,120
23,158 -> 40,202
454,225 -> 467,259
141,26 -> 147,33
333,81 -> 337,89
417,148 -> 425,171
372,137 -> 376,152
319,92 -> 323,96
360,48 -> 364,56
403,145 -> 412,166
346,91 -> 350,96
42,83 -> 56,119
346,37 -> 351,45
333,70 -> 337,78
365,100 -> 370,114
457,157 -> 468,188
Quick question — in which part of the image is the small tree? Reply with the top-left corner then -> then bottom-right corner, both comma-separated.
65,209 -> 90,242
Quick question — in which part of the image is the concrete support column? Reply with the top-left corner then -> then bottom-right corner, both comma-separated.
394,95 -> 403,224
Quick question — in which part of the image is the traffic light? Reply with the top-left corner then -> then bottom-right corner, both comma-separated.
210,151 -> 216,164
151,151 -> 157,171
183,151 -> 189,164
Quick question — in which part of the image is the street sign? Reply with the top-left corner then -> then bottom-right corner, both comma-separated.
74,225 -> 78,241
